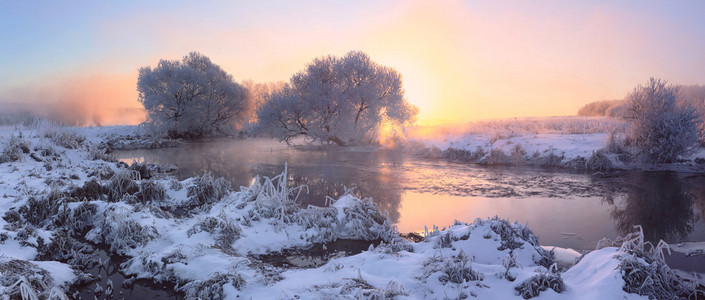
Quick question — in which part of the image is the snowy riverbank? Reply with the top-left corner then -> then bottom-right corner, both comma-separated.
0,124 -> 703,298
408,117 -> 705,172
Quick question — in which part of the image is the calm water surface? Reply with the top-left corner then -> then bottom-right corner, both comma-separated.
115,138 -> 705,251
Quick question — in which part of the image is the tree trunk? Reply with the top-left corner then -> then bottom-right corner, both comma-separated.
329,136 -> 346,147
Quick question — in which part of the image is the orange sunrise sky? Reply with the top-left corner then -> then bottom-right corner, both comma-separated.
2,0 -> 705,125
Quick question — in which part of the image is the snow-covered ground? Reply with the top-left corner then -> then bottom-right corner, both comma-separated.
0,123 -> 703,298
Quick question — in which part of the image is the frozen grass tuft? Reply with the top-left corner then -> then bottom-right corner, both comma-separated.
69,179 -> 105,201
87,143 -> 114,161
35,230 -> 90,265
138,180 -> 167,203
95,206 -> 159,255
187,172 -> 231,206
598,225 -> 705,299
43,128 -> 85,149
514,272 -> 565,299
1,135 -> 30,163
105,170 -> 140,202
247,164 -> 306,226
187,212 -> 241,250
0,259 -> 61,300
128,161 -> 155,180
439,250 -> 483,284
18,195 -> 61,227
178,273 -> 245,300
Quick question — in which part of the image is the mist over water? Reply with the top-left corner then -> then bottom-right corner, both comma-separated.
115,139 -> 705,251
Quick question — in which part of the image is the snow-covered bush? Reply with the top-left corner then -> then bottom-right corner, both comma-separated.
623,78 -> 702,163
256,51 -> 418,146
137,51 -> 248,138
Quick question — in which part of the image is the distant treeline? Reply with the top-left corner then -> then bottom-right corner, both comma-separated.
577,99 -> 624,117
578,84 -> 705,118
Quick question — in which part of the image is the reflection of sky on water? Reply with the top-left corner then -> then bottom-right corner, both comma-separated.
115,139 -> 705,251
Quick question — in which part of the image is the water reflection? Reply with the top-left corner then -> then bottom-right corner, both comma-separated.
601,172 -> 697,243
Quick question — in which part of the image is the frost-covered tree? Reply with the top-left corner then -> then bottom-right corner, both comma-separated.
677,84 -> 705,144
624,78 -> 701,163
256,51 -> 418,146
137,52 -> 247,138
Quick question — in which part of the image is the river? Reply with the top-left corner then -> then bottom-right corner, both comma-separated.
114,138 -> 705,251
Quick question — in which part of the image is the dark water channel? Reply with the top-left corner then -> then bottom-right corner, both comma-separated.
114,138 -> 705,252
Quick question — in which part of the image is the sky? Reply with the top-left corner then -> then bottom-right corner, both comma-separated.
2,0 -> 705,125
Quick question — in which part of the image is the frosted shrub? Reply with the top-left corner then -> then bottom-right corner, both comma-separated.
105,170 -> 140,202
586,150 -> 613,171
187,172 -> 231,206
441,148 -> 474,161
481,148 -> 508,165
509,144 -> 527,165
623,78 -> 701,163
